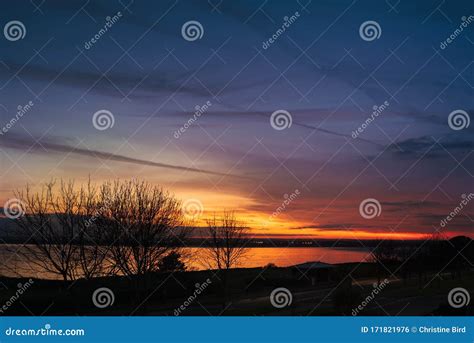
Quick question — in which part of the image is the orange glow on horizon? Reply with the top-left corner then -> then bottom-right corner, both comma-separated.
3,184 -> 471,241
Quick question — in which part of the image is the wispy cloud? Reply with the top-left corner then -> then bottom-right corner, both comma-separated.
385,135 -> 474,158
0,133 -> 243,178
167,108 -> 383,146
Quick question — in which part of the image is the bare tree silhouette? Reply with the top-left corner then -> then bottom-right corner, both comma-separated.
202,211 -> 249,302
75,179 -> 110,279
11,179 -> 190,282
13,180 -> 82,281
96,180 -> 188,277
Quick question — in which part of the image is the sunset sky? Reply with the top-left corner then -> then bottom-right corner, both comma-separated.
0,0 -> 473,240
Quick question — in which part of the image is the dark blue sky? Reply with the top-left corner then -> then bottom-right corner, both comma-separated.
0,0 -> 473,238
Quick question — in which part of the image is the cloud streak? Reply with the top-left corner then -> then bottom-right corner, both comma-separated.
0,133 -> 243,178
167,108 -> 384,147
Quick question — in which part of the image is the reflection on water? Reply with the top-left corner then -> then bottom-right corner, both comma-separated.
0,245 -> 371,280
186,247 -> 371,270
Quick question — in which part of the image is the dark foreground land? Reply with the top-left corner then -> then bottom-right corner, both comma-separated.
1,262 -> 472,316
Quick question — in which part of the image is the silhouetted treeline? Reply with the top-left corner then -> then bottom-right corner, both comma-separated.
371,234 -> 473,285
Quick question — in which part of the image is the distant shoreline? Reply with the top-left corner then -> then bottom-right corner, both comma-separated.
0,238 -> 424,248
